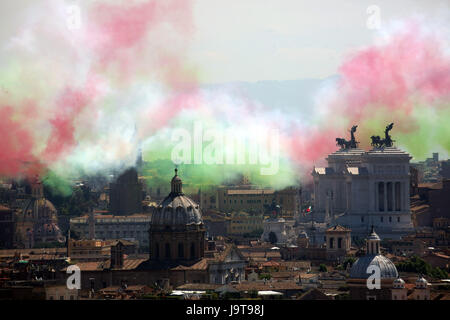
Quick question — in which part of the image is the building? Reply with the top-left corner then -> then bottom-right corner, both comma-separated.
67,239 -> 137,262
227,211 -> 263,236
14,178 -> 65,248
325,225 -> 351,262
391,278 -> 407,300
202,211 -> 230,238
261,204 -> 296,245
347,227 -> 399,300
45,285 -> 79,300
312,126 -> 414,240
0,205 -> 14,248
201,185 -> 300,218
70,213 -> 151,250
109,168 -> 143,215
149,168 -> 206,262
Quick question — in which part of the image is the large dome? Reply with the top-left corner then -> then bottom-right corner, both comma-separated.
151,169 -> 203,227
349,254 -> 398,279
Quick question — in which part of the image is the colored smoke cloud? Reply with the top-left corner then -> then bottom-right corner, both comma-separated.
0,1 -> 449,195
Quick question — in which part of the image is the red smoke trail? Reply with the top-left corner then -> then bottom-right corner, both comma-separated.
42,87 -> 92,162
88,0 -> 195,83
337,21 -> 450,124
288,20 -> 450,172
0,106 -> 42,177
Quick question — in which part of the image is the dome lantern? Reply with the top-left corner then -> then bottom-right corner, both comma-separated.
366,225 -> 380,255
170,168 -> 183,195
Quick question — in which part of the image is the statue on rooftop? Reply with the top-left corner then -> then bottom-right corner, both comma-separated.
336,125 -> 359,150
370,123 -> 395,149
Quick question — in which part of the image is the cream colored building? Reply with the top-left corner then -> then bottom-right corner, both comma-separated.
227,212 -> 263,236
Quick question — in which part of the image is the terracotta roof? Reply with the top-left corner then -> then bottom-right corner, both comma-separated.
170,259 -> 209,271
298,288 -> 332,300
262,261 -> 280,267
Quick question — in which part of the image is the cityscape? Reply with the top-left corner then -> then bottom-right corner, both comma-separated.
0,0 -> 449,307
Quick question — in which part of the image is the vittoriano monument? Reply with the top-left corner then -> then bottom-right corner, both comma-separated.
336,125 -> 359,150
371,123 -> 395,148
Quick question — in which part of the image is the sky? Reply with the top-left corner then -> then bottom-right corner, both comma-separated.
1,0 -> 449,84
190,0 -> 450,83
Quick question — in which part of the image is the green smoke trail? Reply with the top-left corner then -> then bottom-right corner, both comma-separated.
42,170 -> 73,197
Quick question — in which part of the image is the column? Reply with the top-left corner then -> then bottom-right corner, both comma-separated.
374,182 -> 378,212
384,182 -> 388,213
392,181 -> 396,212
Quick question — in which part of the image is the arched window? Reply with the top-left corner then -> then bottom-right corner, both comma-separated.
165,243 -> 171,259
178,243 -> 184,258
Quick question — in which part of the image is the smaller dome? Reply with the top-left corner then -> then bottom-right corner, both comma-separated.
415,276 -> 428,289
393,278 -> 405,289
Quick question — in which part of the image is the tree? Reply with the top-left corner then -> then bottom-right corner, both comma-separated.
319,264 -> 328,272
396,256 -> 449,279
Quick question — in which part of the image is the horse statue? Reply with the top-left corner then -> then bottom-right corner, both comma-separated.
370,135 -> 383,148
336,137 -> 350,149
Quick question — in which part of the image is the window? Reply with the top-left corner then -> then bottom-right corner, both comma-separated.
190,243 -> 196,258
397,217 -> 400,223
389,216 -> 392,223
178,243 -> 184,258
165,243 -> 171,259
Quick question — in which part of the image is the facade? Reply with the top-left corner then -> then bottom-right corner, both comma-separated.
67,239 -> 137,262
227,212 -> 263,236
325,225 -> 351,261
149,168 -> 206,262
261,204 -> 296,245
109,167 -> 143,215
70,213 -> 150,250
45,285 -> 79,300
312,145 -> 414,240
201,186 -> 300,218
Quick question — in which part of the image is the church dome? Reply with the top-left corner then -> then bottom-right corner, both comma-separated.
349,254 -> 399,279
350,227 -> 398,279
151,169 -> 203,227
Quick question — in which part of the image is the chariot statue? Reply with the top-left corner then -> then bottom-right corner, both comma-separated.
370,123 -> 395,148
336,125 -> 359,150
